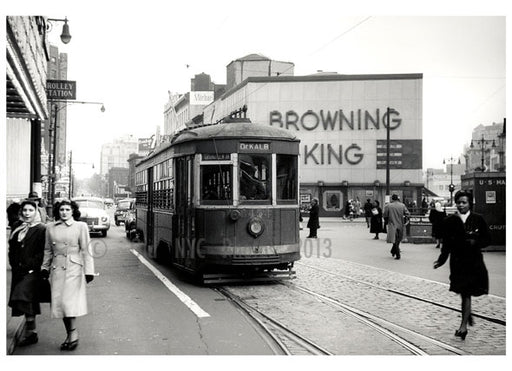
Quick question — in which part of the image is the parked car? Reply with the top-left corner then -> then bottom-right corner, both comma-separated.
73,196 -> 111,237
103,198 -> 115,208
114,198 -> 136,226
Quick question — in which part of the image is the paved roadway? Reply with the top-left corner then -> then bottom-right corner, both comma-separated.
7,216 -> 506,360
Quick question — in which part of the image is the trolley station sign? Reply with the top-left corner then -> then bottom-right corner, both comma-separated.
46,79 -> 76,100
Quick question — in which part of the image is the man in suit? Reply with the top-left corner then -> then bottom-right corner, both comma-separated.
383,194 -> 410,260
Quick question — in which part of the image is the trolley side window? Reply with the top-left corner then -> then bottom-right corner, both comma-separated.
276,154 -> 298,202
135,170 -> 148,206
201,165 -> 233,203
239,154 -> 271,202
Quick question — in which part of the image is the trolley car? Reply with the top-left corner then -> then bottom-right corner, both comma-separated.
134,118 -> 301,282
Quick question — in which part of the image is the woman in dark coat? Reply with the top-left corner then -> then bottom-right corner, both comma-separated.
307,198 -> 320,238
369,200 -> 383,239
428,202 -> 446,248
8,199 -> 47,346
434,190 -> 491,340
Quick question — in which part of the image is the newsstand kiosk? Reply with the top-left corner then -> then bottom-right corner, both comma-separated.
461,171 -> 506,250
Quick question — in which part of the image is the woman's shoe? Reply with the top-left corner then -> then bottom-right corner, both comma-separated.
18,332 -> 38,347
468,315 -> 474,326
455,330 -> 468,340
61,339 -> 79,351
61,328 -> 79,351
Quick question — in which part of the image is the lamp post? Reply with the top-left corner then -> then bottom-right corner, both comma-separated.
385,107 -> 397,198
470,135 -> 496,172
47,101 -> 105,207
443,156 -> 460,206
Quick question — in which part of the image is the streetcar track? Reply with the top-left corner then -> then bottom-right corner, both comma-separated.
283,281 -> 468,355
297,261 -> 506,326
215,287 -> 333,355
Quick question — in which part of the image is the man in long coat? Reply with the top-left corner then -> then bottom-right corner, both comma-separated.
383,194 -> 410,260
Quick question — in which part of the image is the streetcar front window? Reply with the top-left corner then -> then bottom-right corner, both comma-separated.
201,165 -> 233,203
239,154 -> 270,201
276,154 -> 298,201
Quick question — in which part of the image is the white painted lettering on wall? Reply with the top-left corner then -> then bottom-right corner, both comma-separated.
269,109 -> 402,131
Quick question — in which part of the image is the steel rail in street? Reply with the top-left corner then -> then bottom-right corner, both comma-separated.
215,287 -> 333,356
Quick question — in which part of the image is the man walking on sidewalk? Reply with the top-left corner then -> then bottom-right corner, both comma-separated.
383,194 -> 410,260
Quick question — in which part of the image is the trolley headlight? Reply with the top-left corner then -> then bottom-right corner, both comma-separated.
247,217 -> 265,238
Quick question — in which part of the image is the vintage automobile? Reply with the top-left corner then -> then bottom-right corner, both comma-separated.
103,198 -> 115,208
114,198 -> 136,226
73,196 -> 111,237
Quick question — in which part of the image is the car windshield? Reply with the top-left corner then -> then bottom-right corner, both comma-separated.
75,200 -> 105,209
117,201 -> 132,209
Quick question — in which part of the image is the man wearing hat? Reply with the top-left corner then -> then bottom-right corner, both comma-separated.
27,191 -> 48,223
383,194 -> 410,260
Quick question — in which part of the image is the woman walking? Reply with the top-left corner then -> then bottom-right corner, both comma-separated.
369,200 -> 383,239
307,198 -> 320,238
8,199 -> 47,346
434,190 -> 491,340
41,200 -> 95,351
429,202 -> 446,248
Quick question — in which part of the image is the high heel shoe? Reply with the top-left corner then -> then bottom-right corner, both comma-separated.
455,330 -> 468,340
60,329 -> 79,351
468,315 -> 474,326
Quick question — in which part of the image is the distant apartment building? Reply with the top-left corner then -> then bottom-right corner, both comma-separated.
107,167 -> 130,198
45,45 -> 69,176
464,121 -> 506,173
163,73 -> 226,136
100,135 -> 139,176
226,53 -> 294,90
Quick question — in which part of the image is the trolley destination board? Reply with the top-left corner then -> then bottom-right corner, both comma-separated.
239,142 -> 271,152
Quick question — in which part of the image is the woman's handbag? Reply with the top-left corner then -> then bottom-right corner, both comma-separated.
37,275 -> 51,303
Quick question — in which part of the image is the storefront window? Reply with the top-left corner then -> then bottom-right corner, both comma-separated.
276,155 -> 297,201
201,165 -> 232,203
239,154 -> 270,201
323,190 -> 342,211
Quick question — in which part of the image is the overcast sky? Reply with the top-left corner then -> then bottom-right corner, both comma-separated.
3,1 -> 508,178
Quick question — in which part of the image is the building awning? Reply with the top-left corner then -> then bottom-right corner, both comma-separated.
422,187 -> 438,197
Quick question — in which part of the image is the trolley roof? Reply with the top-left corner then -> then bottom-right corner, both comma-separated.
171,121 -> 299,145
136,120 -> 299,168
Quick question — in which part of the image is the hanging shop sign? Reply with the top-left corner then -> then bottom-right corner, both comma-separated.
46,80 -> 76,100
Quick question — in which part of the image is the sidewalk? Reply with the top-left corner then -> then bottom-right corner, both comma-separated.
6,229 -> 25,355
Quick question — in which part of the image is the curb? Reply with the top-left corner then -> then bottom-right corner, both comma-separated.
6,315 -> 25,355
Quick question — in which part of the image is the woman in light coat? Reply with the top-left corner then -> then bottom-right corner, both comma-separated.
41,200 -> 95,351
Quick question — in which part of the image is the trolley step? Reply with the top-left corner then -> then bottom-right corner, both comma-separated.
203,270 -> 296,285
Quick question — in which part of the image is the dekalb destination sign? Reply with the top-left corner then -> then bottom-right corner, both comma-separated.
46,80 -> 76,100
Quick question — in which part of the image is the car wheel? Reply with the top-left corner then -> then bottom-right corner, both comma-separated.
101,230 -> 107,237
115,221 -> 120,226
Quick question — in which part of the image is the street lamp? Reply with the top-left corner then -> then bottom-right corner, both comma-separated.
470,135 -> 496,172
47,100 -> 105,207
443,156 -> 460,206
47,17 -> 72,44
